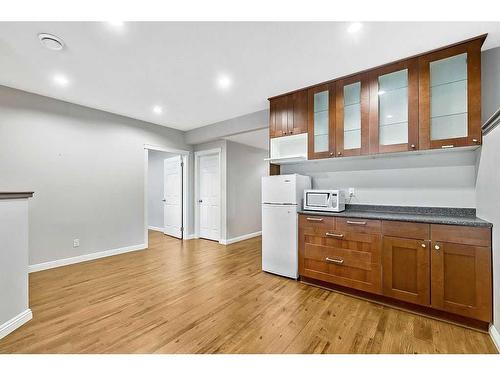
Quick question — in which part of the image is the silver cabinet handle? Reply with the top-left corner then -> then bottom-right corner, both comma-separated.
346,220 -> 367,225
306,217 -> 323,222
434,244 -> 440,251
325,232 -> 344,238
162,199 -> 166,202
421,243 -> 426,248
441,145 -> 454,149
325,257 -> 344,265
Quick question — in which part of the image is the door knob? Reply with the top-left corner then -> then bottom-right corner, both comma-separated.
421,243 -> 426,248
434,244 -> 440,251
198,199 -> 203,203
162,199 -> 166,202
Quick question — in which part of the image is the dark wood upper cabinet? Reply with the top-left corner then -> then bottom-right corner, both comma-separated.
368,58 -> 419,154
269,35 -> 486,158
335,73 -> 370,157
289,90 -> 308,135
269,95 -> 290,138
269,90 -> 308,139
307,83 -> 336,159
418,38 -> 484,149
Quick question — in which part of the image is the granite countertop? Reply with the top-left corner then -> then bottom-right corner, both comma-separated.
298,204 -> 492,228
0,192 -> 34,199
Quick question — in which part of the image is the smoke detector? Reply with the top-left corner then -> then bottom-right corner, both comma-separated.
38,33 -> 65,51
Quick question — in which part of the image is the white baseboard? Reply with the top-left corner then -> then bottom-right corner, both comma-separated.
490,324 -> 500,353
220,231 -> 262,245
0,309 -> 32,340
28,243 -> 146,273
183,234 -> 196,240
148,225 -> 164,232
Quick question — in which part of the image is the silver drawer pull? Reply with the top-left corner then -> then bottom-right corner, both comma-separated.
306,217 -> 323,222
441,145 -> 454,149
346,220 -> 367,225
325,232 -> 344,238
325,257 -> 344,265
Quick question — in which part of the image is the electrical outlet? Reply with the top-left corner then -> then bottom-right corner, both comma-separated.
73,239 -> 80,248
348,188 -> 355,197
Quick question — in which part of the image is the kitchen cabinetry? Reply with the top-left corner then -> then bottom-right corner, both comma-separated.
335,74 -> 370,157
299,215 -> 382,294
307,84 -> 335,159
382,221 -> 430,306
268,35 -> 486,160
298,214 -> 493,324
269,90 -> 308,138
418,38 -> 483,149
368,59 -> 419,153
430,224 -> 492,322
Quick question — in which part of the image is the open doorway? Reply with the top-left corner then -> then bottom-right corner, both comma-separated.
144,145 -> 189,246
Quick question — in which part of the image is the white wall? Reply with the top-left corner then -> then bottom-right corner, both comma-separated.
282,150 -> 478,208
0,86 -> 192,266
0,199 -> 30,336
147,150 -> 176,229
476,127 -> 500,337
226,141 -> 268,239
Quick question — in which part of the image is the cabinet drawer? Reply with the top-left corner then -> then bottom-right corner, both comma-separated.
299,214 -> 334,235
336,217 -> 381,234
382,220 -> 429,240
300,232 -> 382,294
431,224 -> 491,247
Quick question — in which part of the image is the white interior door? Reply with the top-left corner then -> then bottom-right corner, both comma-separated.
163,155 -> 183,239
198,153 -> 220,241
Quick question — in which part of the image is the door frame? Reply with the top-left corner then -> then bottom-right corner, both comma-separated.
144,144 -> 190,248
194,147 -> 225,243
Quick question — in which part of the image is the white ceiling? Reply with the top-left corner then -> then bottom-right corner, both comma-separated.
1,22 -> 500,131
225,128 -> 269,150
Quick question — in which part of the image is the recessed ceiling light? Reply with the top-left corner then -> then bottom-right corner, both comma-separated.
53,74 -> 69,87
38,33 -> 65,51
107,21 -> 125,28
216,74 -> 232,91
347,22 -> 363,34
153,105 -> 163,115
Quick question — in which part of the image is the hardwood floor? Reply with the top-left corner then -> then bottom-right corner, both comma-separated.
0,230 -> 496,354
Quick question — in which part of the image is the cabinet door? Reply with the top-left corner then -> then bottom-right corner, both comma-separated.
419,38 -> 483,149
430,241 -> 492,322
335,74 -> 370,157
382,236 -> 430,306
368,59 -> 419,154
308,84 -> 335,159
269,95 -> 291,138
289,90 -> 308,135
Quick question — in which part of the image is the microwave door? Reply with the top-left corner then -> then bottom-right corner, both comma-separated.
306,192 -> 329,208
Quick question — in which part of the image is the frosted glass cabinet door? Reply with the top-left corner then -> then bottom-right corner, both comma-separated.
378,69 -> 409,146
418,37 -> 483,149
308,84 -> 334,159
335,74 -> 369,157
369,59 -> 418,154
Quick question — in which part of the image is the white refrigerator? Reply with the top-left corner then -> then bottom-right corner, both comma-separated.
261,174 -> 311,279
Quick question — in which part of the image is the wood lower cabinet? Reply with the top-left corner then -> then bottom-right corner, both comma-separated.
299,215 -> 382,294
382,236 -> 430,306
298,214 -> 493,324
430,224 -> 492,322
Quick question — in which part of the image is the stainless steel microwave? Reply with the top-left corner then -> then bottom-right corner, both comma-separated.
303,189 -> 346,212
